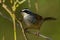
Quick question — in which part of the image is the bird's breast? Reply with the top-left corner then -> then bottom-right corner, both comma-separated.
23,15 -> 37,26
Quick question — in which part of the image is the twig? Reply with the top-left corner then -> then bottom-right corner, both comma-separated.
35,0 -> 39,13
3,0 -> 5,3
10,0 -> 13,4
2,34 -> 5,40
12,0 -> 27,40
16,19 -> 28,40
0,0 -> 1,3
2,4 -> 17,40
18,0 -> 26,4
12,14 -> 16,40
0,11 -> 28,40
12,0 -> 26,11
27,0 -> 31,8
2,4 -> 12,15
1,0 -> 27,40
26,31 -> 51,40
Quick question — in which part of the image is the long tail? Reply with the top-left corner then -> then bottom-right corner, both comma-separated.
43,17 -> 56,21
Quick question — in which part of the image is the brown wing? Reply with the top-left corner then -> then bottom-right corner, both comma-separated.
32,13 -> 43,29
33,13 -> 43,21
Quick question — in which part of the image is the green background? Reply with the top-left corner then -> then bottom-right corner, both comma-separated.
0,0 -> 60,40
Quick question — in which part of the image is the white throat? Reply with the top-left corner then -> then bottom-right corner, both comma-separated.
22,12 -> 30,18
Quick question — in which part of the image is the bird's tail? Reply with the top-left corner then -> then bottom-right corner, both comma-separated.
43,17 -> 56,21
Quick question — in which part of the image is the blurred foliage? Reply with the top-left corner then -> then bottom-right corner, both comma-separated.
0,0 -> 60,40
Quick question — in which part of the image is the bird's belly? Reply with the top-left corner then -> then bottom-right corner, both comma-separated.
23,18 -> 33,26
24,20 -> 41,29
23,19 -> 41,29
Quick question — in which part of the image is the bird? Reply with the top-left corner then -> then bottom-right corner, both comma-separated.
20,8 -> 56,40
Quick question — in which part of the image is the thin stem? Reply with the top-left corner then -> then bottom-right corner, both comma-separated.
0,0 -> 2,3
3,0 -> 5,3
26,31 -> 51,40
2,4 -> 17,40
2,33 -> 5,40
1,0 -> 27,40
27,0 -> 31,8
35,0 -> 39,13
18,0 -> 26,4
12,14 -> 16,40
12,0 -> 26,11
16,19 -> 28,40
10,0 -> 13,4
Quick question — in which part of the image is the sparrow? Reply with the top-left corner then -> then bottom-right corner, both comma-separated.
20,8 -> 56,40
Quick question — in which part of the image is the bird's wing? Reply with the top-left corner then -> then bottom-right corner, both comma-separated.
33,13 -> 43,21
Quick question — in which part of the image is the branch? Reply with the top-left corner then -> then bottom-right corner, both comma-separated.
26,31 -> 51,40
18,0 -> 26,4
2,32 -> 5,40
3,0 -> 5,3
27,0 -> 31,8
2,3 -> 17,40
0,0 -> 1,3
1,0 -> 27,40
16,19 -> 28,40
0,11 -> 28,40
2,4 -> 12,15
35,0 -> 39,13
10,0 -> 13,4
12,0 -> 26,11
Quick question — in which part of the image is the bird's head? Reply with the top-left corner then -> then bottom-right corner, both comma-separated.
20,8 -> 31,13
20,8 -> 32,17
20,8 -> 32,16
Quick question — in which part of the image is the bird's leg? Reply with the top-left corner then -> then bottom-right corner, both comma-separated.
24,28 -> 52,40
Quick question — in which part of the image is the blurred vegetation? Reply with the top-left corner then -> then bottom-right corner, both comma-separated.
0,0 -> 60,40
